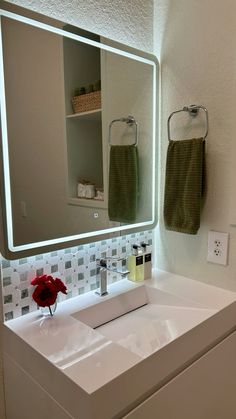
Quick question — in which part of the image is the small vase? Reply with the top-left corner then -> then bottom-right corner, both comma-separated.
39,301 -> 57,317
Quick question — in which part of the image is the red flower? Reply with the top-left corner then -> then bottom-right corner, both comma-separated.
31,274 -> 48,286
31,275 -> 67,309
54,278 -> 67,295
32,281 -> 58,307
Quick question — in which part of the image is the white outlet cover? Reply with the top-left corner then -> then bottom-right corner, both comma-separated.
207,231 -> 229,266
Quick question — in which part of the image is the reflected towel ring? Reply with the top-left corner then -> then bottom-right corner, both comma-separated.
167,105 -> 209,142
109,115 -> 138,146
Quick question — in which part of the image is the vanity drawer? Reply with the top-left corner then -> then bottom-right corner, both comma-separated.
4,353 -> 73,419
124,332 -> 236,419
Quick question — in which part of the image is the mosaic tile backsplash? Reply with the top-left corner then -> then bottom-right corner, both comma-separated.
1,230 -> 153,321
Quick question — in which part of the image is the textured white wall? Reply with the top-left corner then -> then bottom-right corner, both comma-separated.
155,0 -> 236,292
6,0 -> 154,52
153,0 -> 169,59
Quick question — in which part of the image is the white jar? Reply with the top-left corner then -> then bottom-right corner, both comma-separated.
85,184 -> 95,199
77,182 -> 86,198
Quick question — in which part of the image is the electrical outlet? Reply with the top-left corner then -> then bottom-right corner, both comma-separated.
207,231 -> 229,265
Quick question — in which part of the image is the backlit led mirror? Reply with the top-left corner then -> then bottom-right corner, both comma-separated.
0,4 -> 158,258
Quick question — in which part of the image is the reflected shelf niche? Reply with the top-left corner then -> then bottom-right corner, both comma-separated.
63,35 -> 106,211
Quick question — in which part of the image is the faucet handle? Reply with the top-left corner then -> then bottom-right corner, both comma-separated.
96,256 -> 125,266
96,258 -> 107,267
96,257 -> 129,277
116,268 -> 130,277
104,256 -> 124,261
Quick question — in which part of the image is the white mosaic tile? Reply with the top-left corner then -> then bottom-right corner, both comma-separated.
1,230 -> 153,321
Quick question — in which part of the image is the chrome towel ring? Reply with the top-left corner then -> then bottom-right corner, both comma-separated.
109,115 -> 138,146
167,105 -> 209,142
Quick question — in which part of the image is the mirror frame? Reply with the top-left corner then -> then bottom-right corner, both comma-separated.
0,2 -> 159,259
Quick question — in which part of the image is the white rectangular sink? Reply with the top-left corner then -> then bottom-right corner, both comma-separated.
71,285 -> 149,329
71,283 -> 217,358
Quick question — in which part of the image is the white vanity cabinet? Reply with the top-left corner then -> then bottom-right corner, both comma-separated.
4,330 -> 236,419
3,271 -> 236,419
124,331 -> 236,419
4,353 -> 72,419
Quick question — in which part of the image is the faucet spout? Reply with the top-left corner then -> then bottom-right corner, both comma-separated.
95,266 -> 108,296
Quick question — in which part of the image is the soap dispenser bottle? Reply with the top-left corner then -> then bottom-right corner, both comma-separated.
141,242 -> 152,280
128,245 -> 144,282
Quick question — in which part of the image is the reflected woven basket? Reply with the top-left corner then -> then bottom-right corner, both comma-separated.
72,91 -> 101,114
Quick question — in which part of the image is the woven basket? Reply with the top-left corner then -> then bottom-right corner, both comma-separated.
72,91 -> 101,114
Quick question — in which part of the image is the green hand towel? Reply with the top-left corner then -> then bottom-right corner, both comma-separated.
108,145 -> 138,223
164,138 -> 205,234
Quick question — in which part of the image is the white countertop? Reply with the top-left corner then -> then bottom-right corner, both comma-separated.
3,269 -> 236,419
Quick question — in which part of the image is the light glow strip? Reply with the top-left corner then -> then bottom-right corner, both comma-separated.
152,64 -> 157,225
0,9 -> 158,252
0,16 -> 14,249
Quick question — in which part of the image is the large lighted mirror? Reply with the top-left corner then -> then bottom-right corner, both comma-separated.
0,4 -> 158,258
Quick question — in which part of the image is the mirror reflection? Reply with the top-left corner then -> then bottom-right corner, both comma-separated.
0,13 -> 156,249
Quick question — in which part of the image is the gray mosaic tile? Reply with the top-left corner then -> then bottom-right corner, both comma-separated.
50,252 -> 58,257
19,258 -> 28,265
78,258 -> 84,266
90,282 -> 99,291
66,276 -> 72,284
65,261 -> 72,269
5,311 -> 13,321
21,289 -> 29,299
78,287 -> 84,295
2,260 -> 10,269
78,273 -> 84,281
20,272 -> 28,282
1,230 -> 153,321
90,269 -> 96,277
90,254 -> 96,262
36,268 -> 44,276
21,306 -> 30,315
3,277 -> 11,287
4,294 -> 12,304
51,264 -> 58,273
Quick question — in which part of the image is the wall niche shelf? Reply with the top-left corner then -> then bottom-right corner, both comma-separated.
68,197 -> 107,209
66,108 -> 102,121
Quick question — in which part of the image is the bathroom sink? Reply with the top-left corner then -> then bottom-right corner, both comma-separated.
71,285 -> 149,328
71,283 -> 217,358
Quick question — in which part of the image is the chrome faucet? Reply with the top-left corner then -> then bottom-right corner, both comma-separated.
96,257 -> 129,296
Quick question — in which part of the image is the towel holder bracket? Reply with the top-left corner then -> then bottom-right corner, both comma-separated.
183,105 -> 199,116
168,104 -> 209,141
109,115 -> 138,146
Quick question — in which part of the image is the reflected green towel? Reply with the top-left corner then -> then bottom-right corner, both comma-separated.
108,145 -> 138,223
164,138 -> 205,234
